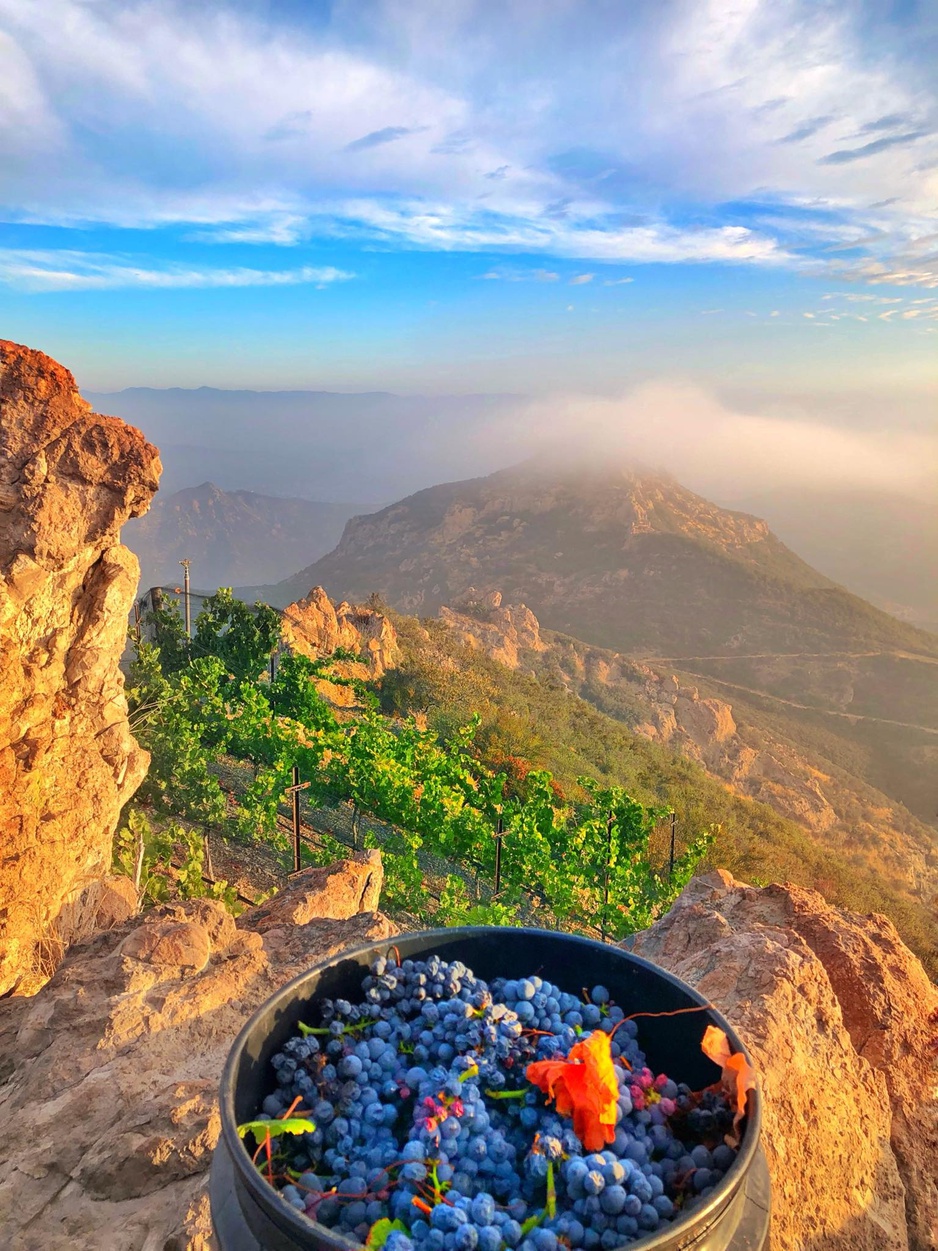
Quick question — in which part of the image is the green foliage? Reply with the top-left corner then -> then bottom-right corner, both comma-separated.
236,1117 -> 317,1143
366,1219 -> 409,1249
144,597 -> 190,675
112,807 -> 172,905
113,807 -> 240,912
191,588 -> 281,683
125,586 -> 720,935
437,877 -> 520,927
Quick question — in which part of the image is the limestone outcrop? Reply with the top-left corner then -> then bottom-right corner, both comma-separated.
626,871 -> 938,1251
0,339 -> 161,995
280,585 -> 400,715
440,589 -> 546,669
281,585 -> 400,678
0,853 -> 394,1251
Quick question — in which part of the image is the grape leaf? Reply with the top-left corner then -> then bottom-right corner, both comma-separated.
236,1117 -> 316,1142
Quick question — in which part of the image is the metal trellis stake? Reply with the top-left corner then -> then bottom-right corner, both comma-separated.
493,815 -> 504,895
285,765 -> 311,873
601,811 -> 614,941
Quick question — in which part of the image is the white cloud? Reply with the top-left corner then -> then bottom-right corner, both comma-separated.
0,0 -> 934,281
0,250 -> 354,292
570,273 -> 594,285
487,382 -> 938,500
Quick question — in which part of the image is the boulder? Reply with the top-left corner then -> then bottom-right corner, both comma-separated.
245,849 -> 383,931
0,339 -> 161,995
626,871 -> 938,1251
0,855 -> 395,1250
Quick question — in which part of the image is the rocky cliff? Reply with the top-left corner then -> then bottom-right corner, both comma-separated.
440,589 -> 546,669
0,340 -> 161,995
280,585 -> 400,714
0,853 -> 390,1251
281,585 -> 400,678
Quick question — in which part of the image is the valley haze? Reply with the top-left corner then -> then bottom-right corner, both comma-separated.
101,383 -> 938,631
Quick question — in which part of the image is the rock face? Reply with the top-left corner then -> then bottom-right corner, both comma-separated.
627,871 -> 938,1251
0,853 -> 394,1251
440,589 -> 546,669
281,585 -> 400,678
0,340 -> 161,996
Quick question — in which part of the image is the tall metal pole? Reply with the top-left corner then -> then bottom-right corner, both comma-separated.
669,811 -> 676,880
179,558 -> 191,637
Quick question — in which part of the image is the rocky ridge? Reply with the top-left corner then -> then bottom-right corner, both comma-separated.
265,459 -> 938,661
0,339 -> 161,995
280,584 -> 400,713
440,589 -> 546,668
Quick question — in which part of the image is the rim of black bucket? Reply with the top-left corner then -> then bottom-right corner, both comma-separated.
218,926 -> 762,1251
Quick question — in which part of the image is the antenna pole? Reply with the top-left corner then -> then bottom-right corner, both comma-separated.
179,559 -> 191,637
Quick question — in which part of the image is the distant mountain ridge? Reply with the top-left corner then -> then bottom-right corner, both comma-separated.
123,482 -> 366,592
245,459 -> 938,660
86,387 -> 520,501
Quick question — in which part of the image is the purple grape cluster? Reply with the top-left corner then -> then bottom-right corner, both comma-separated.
249,953 -> 741,1250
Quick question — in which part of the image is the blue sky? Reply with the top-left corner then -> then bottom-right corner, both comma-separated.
0,0 -> 936,397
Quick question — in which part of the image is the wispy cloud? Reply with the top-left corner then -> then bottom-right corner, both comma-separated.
777,115 -> 836,144
570,273 -> 594,284
344,126 -> 420,153
818,131 -> 928,165
0,250 -> 354,292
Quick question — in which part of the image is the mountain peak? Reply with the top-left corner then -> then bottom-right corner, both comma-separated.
259,460 -> 936,661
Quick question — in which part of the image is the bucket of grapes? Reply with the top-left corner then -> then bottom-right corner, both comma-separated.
211,927 -> 769,1251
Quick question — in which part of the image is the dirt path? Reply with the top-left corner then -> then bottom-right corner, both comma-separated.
666,670 -> 938,735
635,649 -> 938,664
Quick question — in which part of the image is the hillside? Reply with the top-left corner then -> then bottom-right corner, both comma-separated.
251,459 -> 938,659
242,461 -> 938,911
431,594 -> 938,908
123,482 -> 363,591
379,608 -> 937,973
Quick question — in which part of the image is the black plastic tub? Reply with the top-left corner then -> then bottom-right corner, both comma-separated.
211,927 -> 770,1251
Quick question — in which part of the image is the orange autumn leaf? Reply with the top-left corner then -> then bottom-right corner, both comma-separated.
526,1029 -> 619,1151
701,1024 -> 756,1146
